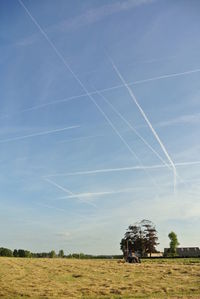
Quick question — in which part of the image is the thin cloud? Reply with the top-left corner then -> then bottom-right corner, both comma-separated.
58,134 -> 104,144
15,33 -> 38,47
36,203 -> 66,212
155,113 -> 200,128
17,0 -> 155,47
51,0 -> 155,32
56,231 -> 71,239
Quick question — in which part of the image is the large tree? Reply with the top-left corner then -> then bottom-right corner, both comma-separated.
120,219 -> 159,257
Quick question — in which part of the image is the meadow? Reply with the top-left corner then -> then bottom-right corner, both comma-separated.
0,257 -> 200,298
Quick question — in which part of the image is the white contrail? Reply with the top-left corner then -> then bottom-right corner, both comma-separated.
45,165 -> 165,177
94,90 -> 163,190
1,66 -> 200,119
98,91 -> 171,170
18,0 -> 184,193
0,125 -> 79,143
176,161 -> 200,166
131,68 -> 200,85
44,178 -> 96,207
15,96 -> 78,113
18,1 -> 146,168
0,94 -> 86,120
44,160 -> 200,177
60,187 -> 143,199
109,58 -> 177,192
19,0 -> 163,196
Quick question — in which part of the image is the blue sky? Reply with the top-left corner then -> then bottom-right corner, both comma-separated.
1,0 -> 200,254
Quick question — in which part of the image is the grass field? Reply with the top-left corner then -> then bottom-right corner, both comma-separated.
0,257 -> 200,298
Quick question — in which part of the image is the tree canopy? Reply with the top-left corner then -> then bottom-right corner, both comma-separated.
0,247 -> 13,257
120,219 -> 159,257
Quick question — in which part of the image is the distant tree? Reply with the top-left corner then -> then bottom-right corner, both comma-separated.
168,231 -> 179,257
17,249 -> 26,257
120,220 -> 159,257
58,250 -> 64,258
31,252 -> 49,258
25,250 -> 32,258
13,249 -> 18,257
17,249 -> 31,258
0,247 -> 13,257
49,250 -> 56,258
40,252 -> 49,258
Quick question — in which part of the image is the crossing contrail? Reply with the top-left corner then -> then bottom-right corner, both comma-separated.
7,0 -> 200,131
44,160 -> 200,177
98,91 -> 171,170
1,66 -> 200,120
18,0 -> 189,193
93,90 -> 163,190
19,0 -> 164,197
18,0 -> 155,182
0,125 -> 79,143
109,58 -> 177,192
44,178 -> 97,207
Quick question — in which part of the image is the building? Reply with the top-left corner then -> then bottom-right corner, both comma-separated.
164,247 -> 200,257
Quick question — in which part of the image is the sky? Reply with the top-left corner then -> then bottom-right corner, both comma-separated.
0,0 -> 200,255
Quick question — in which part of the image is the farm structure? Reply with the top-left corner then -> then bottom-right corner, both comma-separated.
164,247 -> 200,257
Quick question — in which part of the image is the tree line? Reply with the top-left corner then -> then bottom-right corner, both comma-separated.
0,248 -> 65,258
0,248 -> 122,259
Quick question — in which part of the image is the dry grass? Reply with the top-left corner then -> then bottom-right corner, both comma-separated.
0,257 -> 200,298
